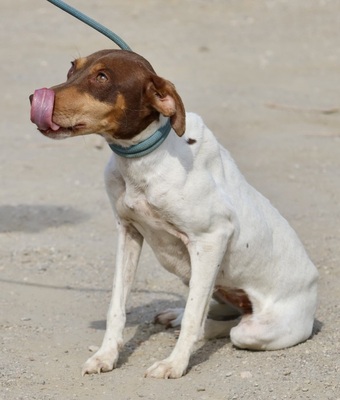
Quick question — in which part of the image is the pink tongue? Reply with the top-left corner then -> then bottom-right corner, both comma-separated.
30,88 -> 60,131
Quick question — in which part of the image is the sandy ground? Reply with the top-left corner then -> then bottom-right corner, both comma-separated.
1,0 -> 340,399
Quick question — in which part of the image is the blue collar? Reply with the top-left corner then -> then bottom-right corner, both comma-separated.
109,119 -> 172,158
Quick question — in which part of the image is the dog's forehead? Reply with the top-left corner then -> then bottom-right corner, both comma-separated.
75,50 -> 156,74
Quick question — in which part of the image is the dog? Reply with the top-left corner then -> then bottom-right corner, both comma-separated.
30,49 -> 318,379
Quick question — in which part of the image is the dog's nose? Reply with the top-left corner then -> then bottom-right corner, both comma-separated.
29,94 -> 33,104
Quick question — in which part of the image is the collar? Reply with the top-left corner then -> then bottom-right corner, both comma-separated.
108,119 -> 172,158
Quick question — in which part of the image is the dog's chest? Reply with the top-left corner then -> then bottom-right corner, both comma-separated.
115,187 -> 187,243
114,187 -> 191,282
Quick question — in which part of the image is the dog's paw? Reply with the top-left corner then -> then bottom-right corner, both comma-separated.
145,358 -> 187,379
82,349 -> 118,376
154,308 -> 184,328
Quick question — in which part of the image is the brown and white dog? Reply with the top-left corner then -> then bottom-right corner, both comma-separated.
30,49 -> 318,379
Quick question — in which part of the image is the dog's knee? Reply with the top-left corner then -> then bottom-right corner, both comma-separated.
230,312 -> 314,351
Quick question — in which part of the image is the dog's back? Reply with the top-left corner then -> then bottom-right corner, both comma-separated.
180,113 -> 318,350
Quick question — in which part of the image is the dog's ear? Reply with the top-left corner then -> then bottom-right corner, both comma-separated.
146,75 -> 186,136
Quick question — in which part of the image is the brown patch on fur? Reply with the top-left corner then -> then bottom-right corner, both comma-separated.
75,57 -> 88,70
51,87 -> 125,138
145,75 -> 186,136
42,49 -> 185,142
214,286 -> 253,314
187,138 -> 196,145
88,62 -> 108,75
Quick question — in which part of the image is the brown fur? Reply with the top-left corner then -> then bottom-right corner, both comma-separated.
45,50 -> 185,142
214,286 -> 253,314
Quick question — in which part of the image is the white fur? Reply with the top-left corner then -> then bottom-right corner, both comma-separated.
82,113 -> 318,378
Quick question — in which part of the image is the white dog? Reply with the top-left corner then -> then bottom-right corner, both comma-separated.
30,49 -> 318,379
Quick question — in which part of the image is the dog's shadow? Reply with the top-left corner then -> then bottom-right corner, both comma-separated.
89,300 -> 323,372
89,297 -> 232,371
0,204 -> 88,233
90,298 -> 182,367
311,318 -> 323,337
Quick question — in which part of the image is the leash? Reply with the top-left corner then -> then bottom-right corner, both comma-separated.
46,0 -> 132,51
45,1 -> 173,158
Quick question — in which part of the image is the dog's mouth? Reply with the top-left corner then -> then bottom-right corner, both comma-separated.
39,124 -> 87,139
30,88 -> 86,138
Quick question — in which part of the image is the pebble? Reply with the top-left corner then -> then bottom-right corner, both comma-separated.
240,371 -> 252,379
88,345 -> 99,352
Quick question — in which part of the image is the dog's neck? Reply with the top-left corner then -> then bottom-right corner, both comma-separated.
108,117 -> 171,158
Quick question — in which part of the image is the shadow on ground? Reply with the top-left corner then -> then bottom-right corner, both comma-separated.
0,204 -> 88,233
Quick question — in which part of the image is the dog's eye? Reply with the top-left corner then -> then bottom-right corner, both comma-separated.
96,72 -> 108,83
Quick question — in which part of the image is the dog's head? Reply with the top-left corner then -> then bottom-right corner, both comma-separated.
30,50 -> 185,142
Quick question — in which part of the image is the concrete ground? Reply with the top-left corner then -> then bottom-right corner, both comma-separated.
1,1 -> 339,399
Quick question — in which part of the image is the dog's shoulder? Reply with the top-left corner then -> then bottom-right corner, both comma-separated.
183,112 -> 212,141
182,112 -> 223,158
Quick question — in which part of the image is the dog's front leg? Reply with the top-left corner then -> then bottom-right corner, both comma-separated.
145,229 -> 231,379
82,223 -> 143,375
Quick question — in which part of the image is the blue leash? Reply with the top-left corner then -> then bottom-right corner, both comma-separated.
46,0 -> 132,51
45,0 -> 173,158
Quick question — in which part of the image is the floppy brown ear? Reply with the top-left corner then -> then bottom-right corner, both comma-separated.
145,75 -> 186,136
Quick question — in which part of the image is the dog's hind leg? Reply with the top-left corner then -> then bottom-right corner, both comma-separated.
154,308 -> 184,328
230,313 -> 294,350
230,298 -> 316,351
155,300 -> 239,329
